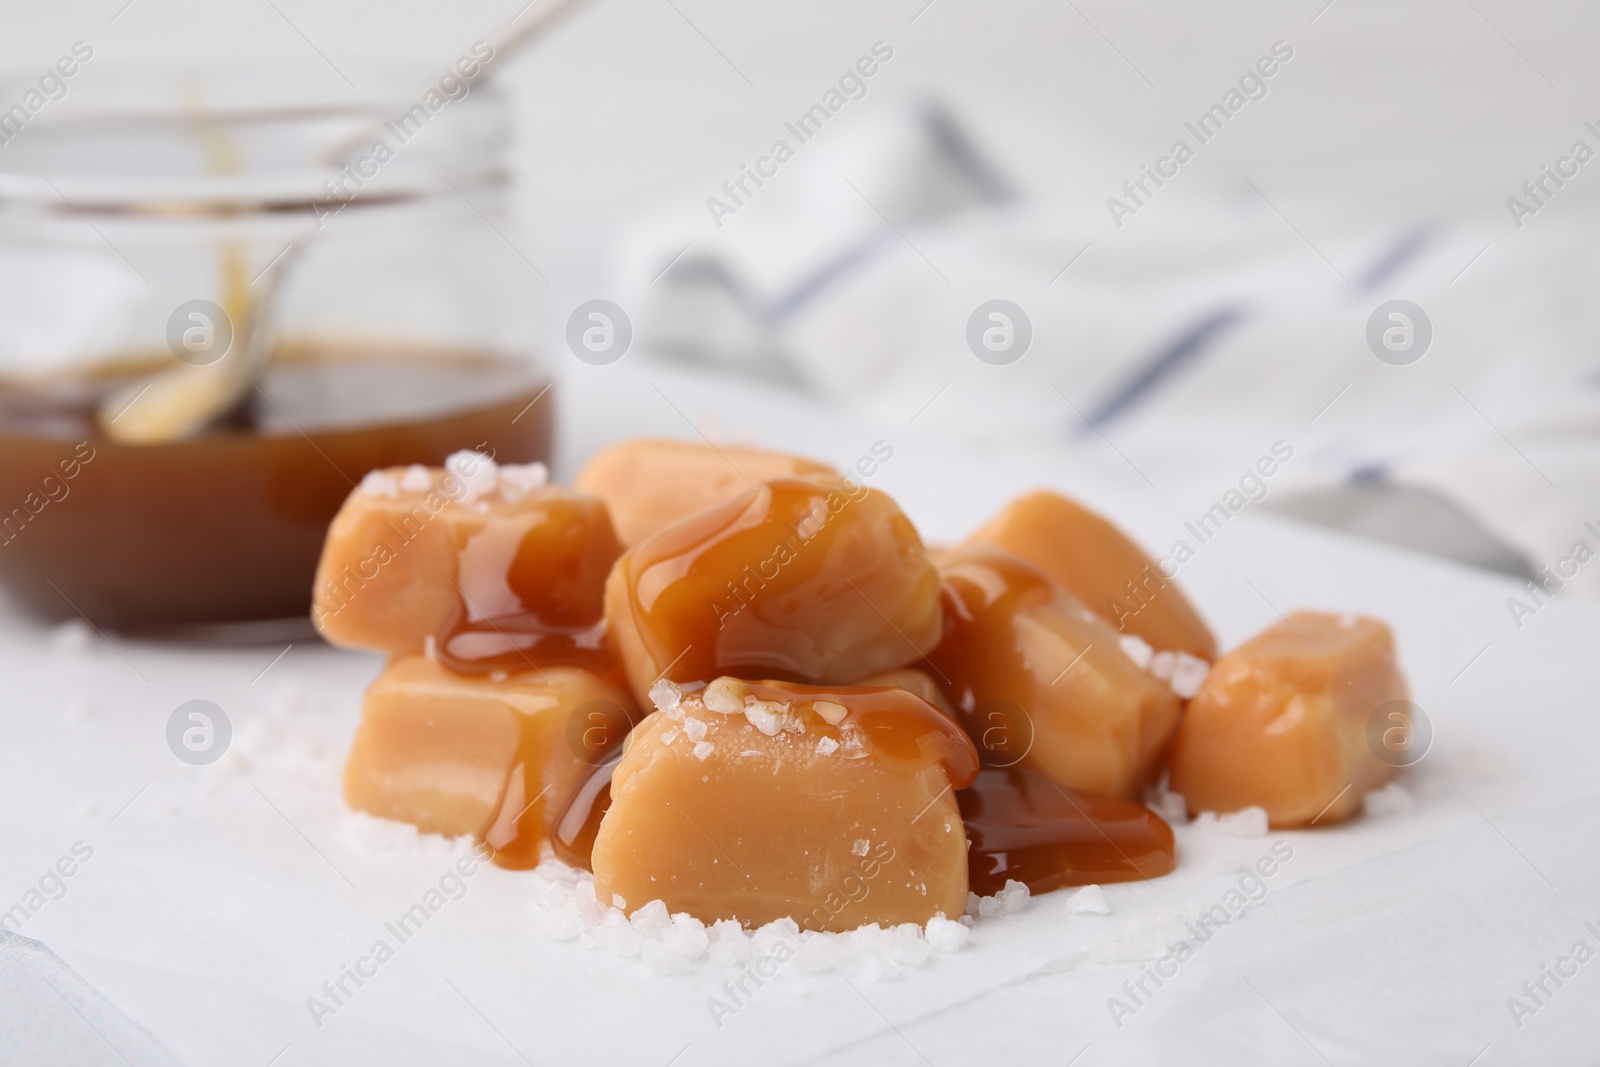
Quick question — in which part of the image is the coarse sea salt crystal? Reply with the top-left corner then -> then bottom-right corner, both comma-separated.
649,678 -> 684,712
399,464 -> 433,492
1154,789 -> 1189,826
852,839 -> 870,857
519,858 -> 991,976
703,678 -> 744,715
48,619 -> 93,656
816,736 -> 839,756
444,450 -> 498,503
682,717 -> 707,742
498,461 -> 549,501
1170,653 -> 1210,699
692,741 -> 714,761
360,469 -> 399,498
1193,806 -> 1269,837
1364,781 -> 1415,818
925,915 -> 969,952
1119,634 -> 1154,670
969,879 -> 1031,920
743,700 -> 785,736
1066,884 -> 1110,915
1150,650 -> 1177,681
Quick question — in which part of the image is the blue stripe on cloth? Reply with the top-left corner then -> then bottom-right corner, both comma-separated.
1074,305 -> 1246,436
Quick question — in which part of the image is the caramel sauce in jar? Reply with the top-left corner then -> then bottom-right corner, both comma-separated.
960,766 -> 1176,896
0,343 -> 552,629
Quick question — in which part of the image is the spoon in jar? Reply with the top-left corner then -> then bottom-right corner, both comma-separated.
98,0 -> 590,444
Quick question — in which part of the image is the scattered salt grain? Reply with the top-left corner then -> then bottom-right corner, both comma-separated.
1169,653 -> 1210,699
444,451 -> 498,503
1154,789 -> 1189,826
1364,781 -> 1415,818
48,620 -> 93,656
692,741 -> 715,761
1149,650 -> 1177,681
498,462 -> 549,501
743,700 -> 785,736
852,838 -> 870,857
399,464 -> 433,492
970,879 -> 1031,920
1066,884 -> 1110,915
359,469 -> 399,498
815,736 -> 839,756
1119,634 -> 1154,670
649,678 -> 684,712
1193,806 -> 1269,837
924,915 -> 969,952
703,677 -> 744,715
682,717 -> 707,743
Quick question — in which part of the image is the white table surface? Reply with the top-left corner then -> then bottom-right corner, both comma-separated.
2,357 -> 1597,1067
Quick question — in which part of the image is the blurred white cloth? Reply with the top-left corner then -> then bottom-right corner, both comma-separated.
619,102 -> 1600,597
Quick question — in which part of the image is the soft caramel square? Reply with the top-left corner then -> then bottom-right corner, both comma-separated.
312,457 -> 619,659
344,656 -> 635,864
604,475 -> 942,707
926,545 -> 1182,799
590,678 -> 977,930
1168,611 -> 1409,827
575,438 -> 835,547
965,490 -> 1216,660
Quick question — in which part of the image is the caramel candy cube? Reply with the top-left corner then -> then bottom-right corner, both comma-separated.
926,545 -> 1182,799
604,475 -> 942,706
1168,612 -> 1408,827
344,656 -> 636,866
312,455 -> 621,664
965,490 -> 1216,660
591,678 -> 977,930
575,438 -> 835,547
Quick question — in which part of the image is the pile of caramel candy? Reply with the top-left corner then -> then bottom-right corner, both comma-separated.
312,440 -> 1409,932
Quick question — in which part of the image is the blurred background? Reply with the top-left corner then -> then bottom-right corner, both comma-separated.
2,0 -> 1597,627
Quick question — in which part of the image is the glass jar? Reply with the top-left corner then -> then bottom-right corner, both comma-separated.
0,58 -> 552,631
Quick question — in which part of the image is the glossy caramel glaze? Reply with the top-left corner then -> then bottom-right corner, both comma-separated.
550,760 -> 616,870
735,679 -> 980,788
605,476 -> 942,705
925,545 -> 1182,798
551,677 -> 979,872
960,766 -> 1176,896
438,492 -> 624,679
965,490 -> 1217,659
